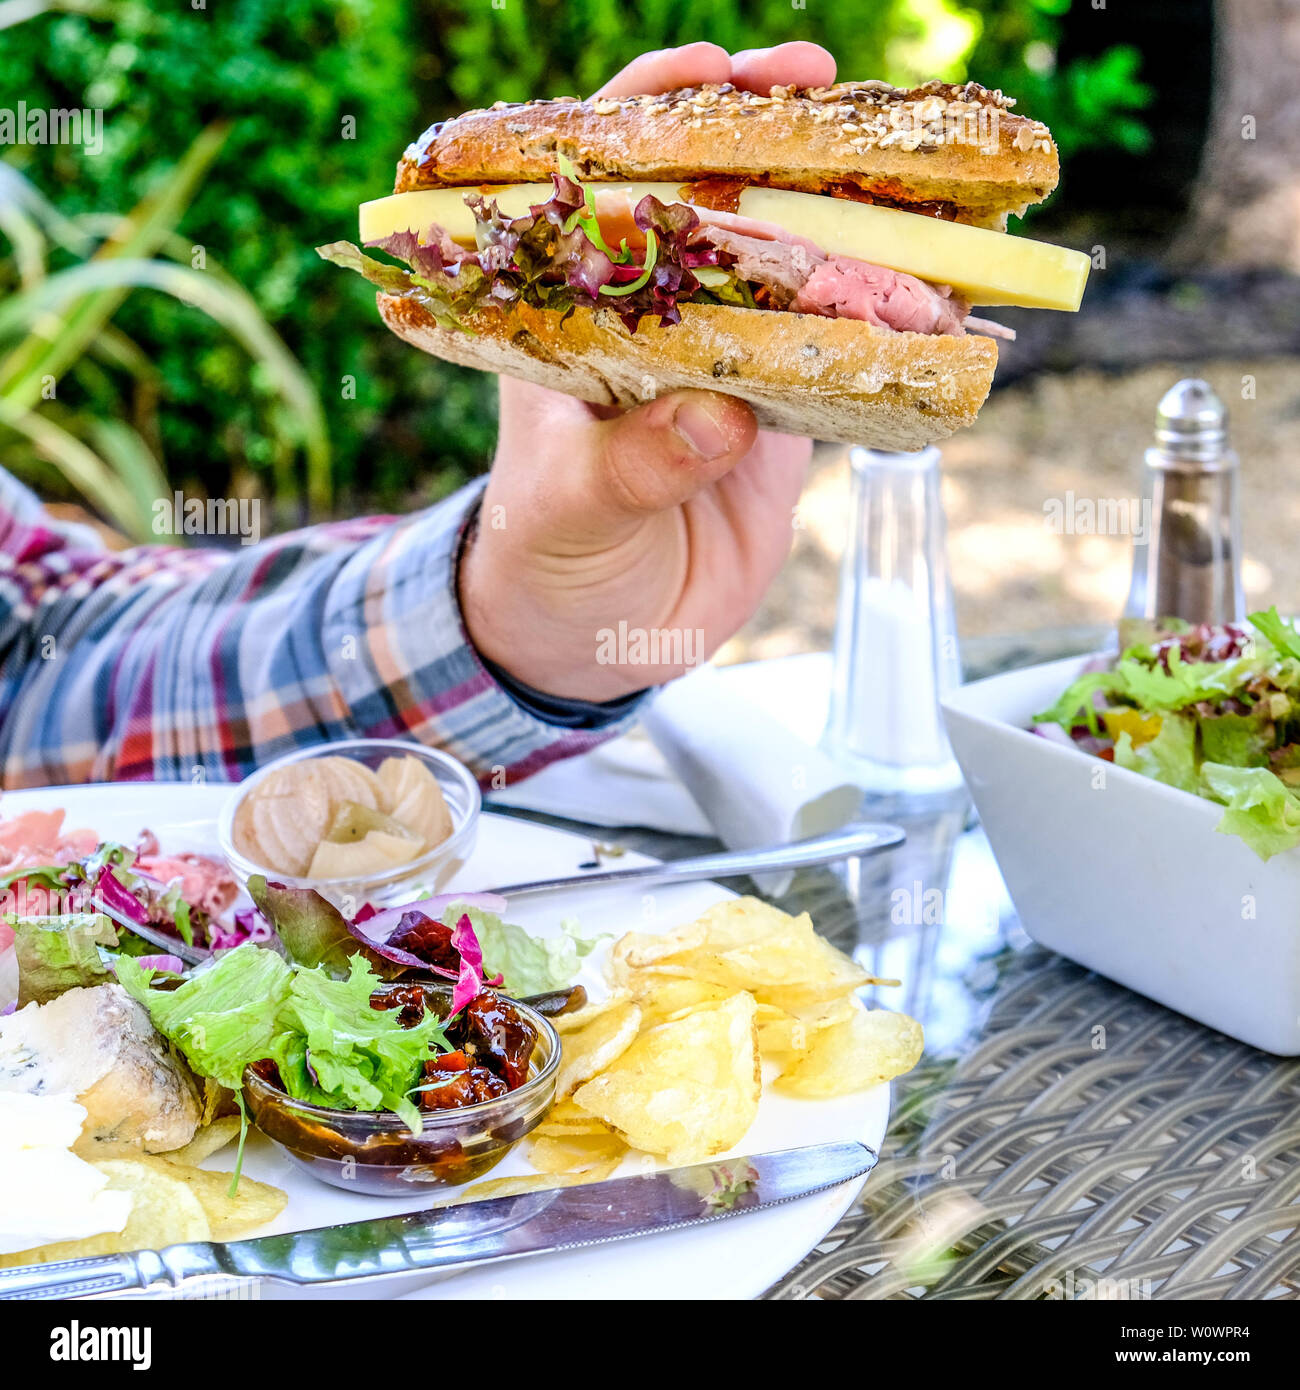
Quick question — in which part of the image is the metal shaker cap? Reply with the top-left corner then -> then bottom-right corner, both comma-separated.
1153,378 -> 1228,462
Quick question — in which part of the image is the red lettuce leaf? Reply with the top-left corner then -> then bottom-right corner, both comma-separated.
208,906 -> 273,952
246,875 -> 401,981
94,865 -> 148,924
449,912 -> 503,1015
319,171 -> 721,335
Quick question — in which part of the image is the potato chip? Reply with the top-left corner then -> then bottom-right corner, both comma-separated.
435,1158 -> 622,1206
0,1159 -> 209,1268
532,1098 -> 613,1136
680,922 -> 869,1008
167,1116 -> 242,1166
198,1077 -> 235,1129
611,897 -> 878,1010
608,923 -> 708,982
555,999 -> 642,1099
572,993 -> 760,1165
520,898 -> 921,1187
622,898 -> 789,964
632,977 -> 733,1028
607,900 -> 790,987
775,1005 -> 924,1098
137,1157 -> 287,1240
551,990 -> 634,1036
689,896 -> 800,946
756,997 -> 857,1058
527,1131 -> 626,1174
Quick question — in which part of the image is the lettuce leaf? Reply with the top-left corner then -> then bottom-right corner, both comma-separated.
1198,709 -> 1273,768
117,944 -> 446,1129
1033,670 -> 1124,736
247,874 -> 399,980
269,956 -> 446,1131
1036,649 -> 1261,734
1248,606 -> 1300,663
1113,714 -> 1199,793
1116,646 -> 1260,712
691,267 -> 759,309
12,911 -> 117,1006
1039,611 -> 1300,861
468,909 -> 602,996
1200,763 -> 1300,860
115,944 -> 292,1091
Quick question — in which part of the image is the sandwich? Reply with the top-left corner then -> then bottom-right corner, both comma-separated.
318,79 -> 1090,450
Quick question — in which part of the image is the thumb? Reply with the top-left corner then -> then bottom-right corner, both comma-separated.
585,389 -> 758,520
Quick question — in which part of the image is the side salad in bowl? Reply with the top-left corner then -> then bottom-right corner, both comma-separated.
1034,607 -> 1300,860
115,909 -> 568,1194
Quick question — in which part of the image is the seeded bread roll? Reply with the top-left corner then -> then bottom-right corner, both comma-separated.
396,80 -> 1059,226
377,295 -> 998,451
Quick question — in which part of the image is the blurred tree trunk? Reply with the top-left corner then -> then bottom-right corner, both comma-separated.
1171,0 -> 1300,271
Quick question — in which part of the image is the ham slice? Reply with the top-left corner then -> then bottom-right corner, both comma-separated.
690,206 -> 827,257
0,810 -> 97,878
964,314 -> 1017,341
135,852 -> 239,923
694,206 -> 1013,340
698,228 -> 817,307
791,259 -> 970,335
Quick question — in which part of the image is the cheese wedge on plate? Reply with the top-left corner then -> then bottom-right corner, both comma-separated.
358,181 -> 1089,312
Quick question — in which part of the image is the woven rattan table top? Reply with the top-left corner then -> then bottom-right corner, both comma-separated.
767,937 -> 1300,1301
492,630 -> 1300,1301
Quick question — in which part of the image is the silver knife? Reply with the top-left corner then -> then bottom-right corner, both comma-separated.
487,822 -> 905,899
0,1141 -> 875,1301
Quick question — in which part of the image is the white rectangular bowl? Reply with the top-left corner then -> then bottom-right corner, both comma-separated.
942,656 -> 1300,1054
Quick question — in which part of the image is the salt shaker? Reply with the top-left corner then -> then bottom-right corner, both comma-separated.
1123,378 -> 1244,626
821,445 -> 963,795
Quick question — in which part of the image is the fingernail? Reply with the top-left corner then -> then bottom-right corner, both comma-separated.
673,399 -> 731,459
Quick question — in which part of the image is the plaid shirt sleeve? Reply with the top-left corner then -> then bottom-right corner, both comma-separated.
0,468 -> 641,788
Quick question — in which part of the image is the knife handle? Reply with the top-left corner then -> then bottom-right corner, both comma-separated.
0,1244 -> 228,1301
0,1252 -> 152,1301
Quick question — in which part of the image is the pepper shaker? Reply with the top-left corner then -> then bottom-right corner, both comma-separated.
1123,378 -> 1243,626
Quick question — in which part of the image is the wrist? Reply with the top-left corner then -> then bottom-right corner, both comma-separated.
457,518 -> 650,702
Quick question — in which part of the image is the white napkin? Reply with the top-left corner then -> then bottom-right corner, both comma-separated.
489,657 -> 862,893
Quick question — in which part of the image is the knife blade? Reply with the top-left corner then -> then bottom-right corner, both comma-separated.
0,1140 -> 876,1300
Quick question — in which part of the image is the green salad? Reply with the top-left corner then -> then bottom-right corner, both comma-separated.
1034,608 -> 1300,860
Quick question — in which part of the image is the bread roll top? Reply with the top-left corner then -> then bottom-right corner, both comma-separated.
396,80 -> 1060,227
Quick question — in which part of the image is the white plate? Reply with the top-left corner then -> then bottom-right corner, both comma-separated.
2,782 -> 888,1301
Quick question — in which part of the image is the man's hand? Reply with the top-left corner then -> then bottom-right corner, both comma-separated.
458,42 -> 836,702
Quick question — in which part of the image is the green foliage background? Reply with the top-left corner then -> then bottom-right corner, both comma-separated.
2,0 -> 1150,521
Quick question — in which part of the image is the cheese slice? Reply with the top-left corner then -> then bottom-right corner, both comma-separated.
359,183 -> 680,246
358,181 -> 1089,312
